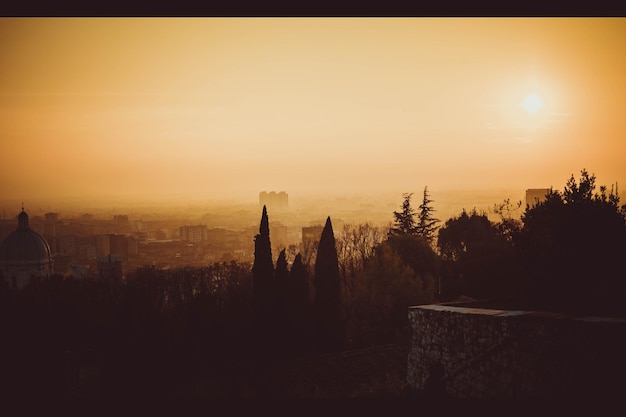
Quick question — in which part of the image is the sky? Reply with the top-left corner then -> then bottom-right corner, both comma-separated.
1,18 -> 625,205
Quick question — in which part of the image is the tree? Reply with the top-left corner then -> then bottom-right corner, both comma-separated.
287,253 -> 313,356
416,186 -> 440,245
386,234 -> 440,284
389,193 -> 417,236
314,216 -> 344,353
492,197 -> 523,242
290,253 -> 310,309
437,209 -> 523,301
251,205 -> 275,344
274,248 -> 290,315
350,238 -> 435,347
273,248 -> 290,351
517,169 -> 626,314
335,222 -> 387,319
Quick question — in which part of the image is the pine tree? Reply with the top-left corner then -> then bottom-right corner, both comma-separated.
314,216 -> 344,353
416,186 -> 440,245
389,193 -> 417,236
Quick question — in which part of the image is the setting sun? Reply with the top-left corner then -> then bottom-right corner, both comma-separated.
520,92 -> 545,114
0,18 -> 624,203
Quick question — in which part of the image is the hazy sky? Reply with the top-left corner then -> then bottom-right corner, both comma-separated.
1,18 -> 625,203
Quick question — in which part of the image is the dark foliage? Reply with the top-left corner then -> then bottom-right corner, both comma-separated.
516,169 -> 626,314
286,253 -> 313,357
437,209 -> 525,301
416,186 -> 440,245
386,233 -> 440,281
251,205 -> 276,342
314,216 -> 345,353
0,261 -> 253,397
389,193 -> 417,236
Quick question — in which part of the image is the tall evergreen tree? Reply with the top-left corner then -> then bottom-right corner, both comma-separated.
251,205 -> 274,323
286,252 -> 313,356
314,216 -> 344,353
274,248 -> 290,350
389,193 -> 417,236
274,248 -> 289,312
518,169 -> 626,313
416,186 -> 440,245
290,253 -> 310,314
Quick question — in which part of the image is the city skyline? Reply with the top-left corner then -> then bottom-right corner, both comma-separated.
1,18 -> 625,203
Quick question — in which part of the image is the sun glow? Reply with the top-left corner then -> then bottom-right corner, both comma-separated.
520,92 -> 544,114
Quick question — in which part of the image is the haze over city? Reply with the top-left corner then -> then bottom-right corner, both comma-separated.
2,17 -> 626,399
1,18 -> 625,209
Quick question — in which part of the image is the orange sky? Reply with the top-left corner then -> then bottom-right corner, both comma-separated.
1,18 -> 625,203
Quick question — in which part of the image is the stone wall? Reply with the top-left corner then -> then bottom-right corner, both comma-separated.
407,302 -> 626,399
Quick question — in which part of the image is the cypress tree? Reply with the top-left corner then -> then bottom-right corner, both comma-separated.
314,216 -> 344,353
290,253 -> 310,314
274,248 -> 290,350
289,253 -> 312,356
275,248 -> 290,312
252,205 -> 274,325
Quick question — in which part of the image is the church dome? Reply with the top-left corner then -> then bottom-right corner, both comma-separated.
0,208 -> 53,288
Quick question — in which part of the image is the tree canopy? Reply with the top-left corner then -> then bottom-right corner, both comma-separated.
517,169 -> 626,313
437,209 -> 523,300
389,193 -> 417,236
251,205 -> 275,337
314,216 -> 344,353
416,186 -> 440,245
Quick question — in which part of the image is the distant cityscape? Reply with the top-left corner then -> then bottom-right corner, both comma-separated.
0,188 -> 554,288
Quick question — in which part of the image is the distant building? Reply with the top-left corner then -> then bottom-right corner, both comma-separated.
113,215 -> 129,224
302,225 -> 324,244
525,188 -> 551,208
109,234 -> 129,261
259,191 -> 288,209
180,225 -> 208,242
270,223 -> 289,250
207,228 -> 227,243
95,234 -> 110,257
0,207 -> 54,289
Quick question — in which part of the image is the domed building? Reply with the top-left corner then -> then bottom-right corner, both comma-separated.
0,207 -> 54,289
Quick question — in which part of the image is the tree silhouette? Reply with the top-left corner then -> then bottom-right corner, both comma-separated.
314,216 -> 344,353
416,186 -> 440,245
290,253 -> 310,308
351,240 -> 435,347
251,205 -> 275,349
517,169 -> 626,314
389,193 -> 417,236
274,248 -> 290,353
285,253 -> 313,357
437,209 -> 523,301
